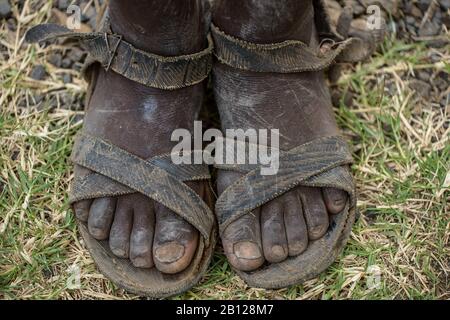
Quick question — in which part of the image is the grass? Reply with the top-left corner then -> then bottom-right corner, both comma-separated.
0,1 -> 449,299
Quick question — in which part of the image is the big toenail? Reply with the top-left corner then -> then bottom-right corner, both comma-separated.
155,242 -> 185,263
234,241 -> 262,260
271,245 -> 285,257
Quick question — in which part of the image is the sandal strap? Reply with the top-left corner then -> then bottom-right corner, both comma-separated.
70,133 -> 214,245
26,16 -> 213,90
214,136 -> 355,234
211,0 -> 384,73
211,23 -> 352,73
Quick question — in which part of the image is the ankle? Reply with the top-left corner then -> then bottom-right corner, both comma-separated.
212,0 -> 314,44
109,0 -> 206,56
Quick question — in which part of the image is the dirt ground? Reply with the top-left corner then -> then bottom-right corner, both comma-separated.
0,0 -> 448,299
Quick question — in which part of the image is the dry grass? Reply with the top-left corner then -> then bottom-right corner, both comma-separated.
0,1 -> 449,299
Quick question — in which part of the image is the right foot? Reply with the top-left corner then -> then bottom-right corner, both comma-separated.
73,0 -> 209,274
212,0 -> 349,271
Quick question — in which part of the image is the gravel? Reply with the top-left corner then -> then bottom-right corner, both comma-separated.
0,0 -> 11,19
29,65 -> 47,80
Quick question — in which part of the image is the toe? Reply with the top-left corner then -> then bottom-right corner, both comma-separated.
281,192 -> 308,256
87,197 -> 116,240
218,171 -> 264,271
222,209 -> 264,271
261,200 -> 288,263
73,199 -> 92,222
153,204 -> 198,274
130,199 -> 155,268
109,197 -> 133,258
298,187 -> 329,240
322,187 -> 347,214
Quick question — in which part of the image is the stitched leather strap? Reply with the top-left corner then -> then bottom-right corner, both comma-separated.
70,133 -> 214,245
214,136 -> 355,234
211,23 -> 353,73
26,19 -> 213,90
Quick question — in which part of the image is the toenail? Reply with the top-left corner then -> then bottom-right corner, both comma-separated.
310,225 -> 328,239
89,227 -> 103,237
155,242 -> 185,263
271,245 -> 286,258
111,247 -> 127,257
132,257 -> 151,268
234,241 -> 262,260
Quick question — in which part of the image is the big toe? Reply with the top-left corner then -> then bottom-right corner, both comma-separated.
153,205 -> 198,274
218,171 -> 264,271
223,212 -> 265,271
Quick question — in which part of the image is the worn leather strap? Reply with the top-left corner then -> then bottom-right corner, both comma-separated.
214,136 -> 355,234
70,133 -> 214,245
211,23 -> 352,73
26,21 -> 213,90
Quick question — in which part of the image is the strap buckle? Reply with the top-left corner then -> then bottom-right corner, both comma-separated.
103,32 -> 123,71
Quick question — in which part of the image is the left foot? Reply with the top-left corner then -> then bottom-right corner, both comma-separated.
212,0 -> 349,271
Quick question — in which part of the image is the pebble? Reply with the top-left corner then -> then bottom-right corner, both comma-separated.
417,70 -> 431,82
48,53 -> 62,67
67,48 -> 85,62
62,73 -> 72,84
61,57 -> 72,69
0,0 -> 11,19
440,0 -> 450,10
419,21 -> 441,37
29,65 -> 47,80
409,79 -> 431,99
417,0 -> 431,12
57,0 -> 69,11
406,16 -> 416,26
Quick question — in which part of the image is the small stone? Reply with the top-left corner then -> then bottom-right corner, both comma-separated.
62,73 -> 72,84
417,70 -> 431,82
410,5 -> 423,19
66,48 -> 85,63
29,65 -> 47,80
417,0 -> 432,12
434,78 -> 448,92
0,0 -> 12,19
440,0 -> 450,10
48,53 -> 62,67
409,79 -> 431,99
419,21 -> 441,37
61,57 -> 72,68
440,95 -> 449,109
353,3 -> 365,16
429,52 -> 442,63
57,0 -> 69,11
406,16 -> 416,26
6,17 -> 16,31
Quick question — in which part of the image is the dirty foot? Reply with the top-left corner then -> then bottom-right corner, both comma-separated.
73,0 -> 209,273
213,0 -> 349,271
